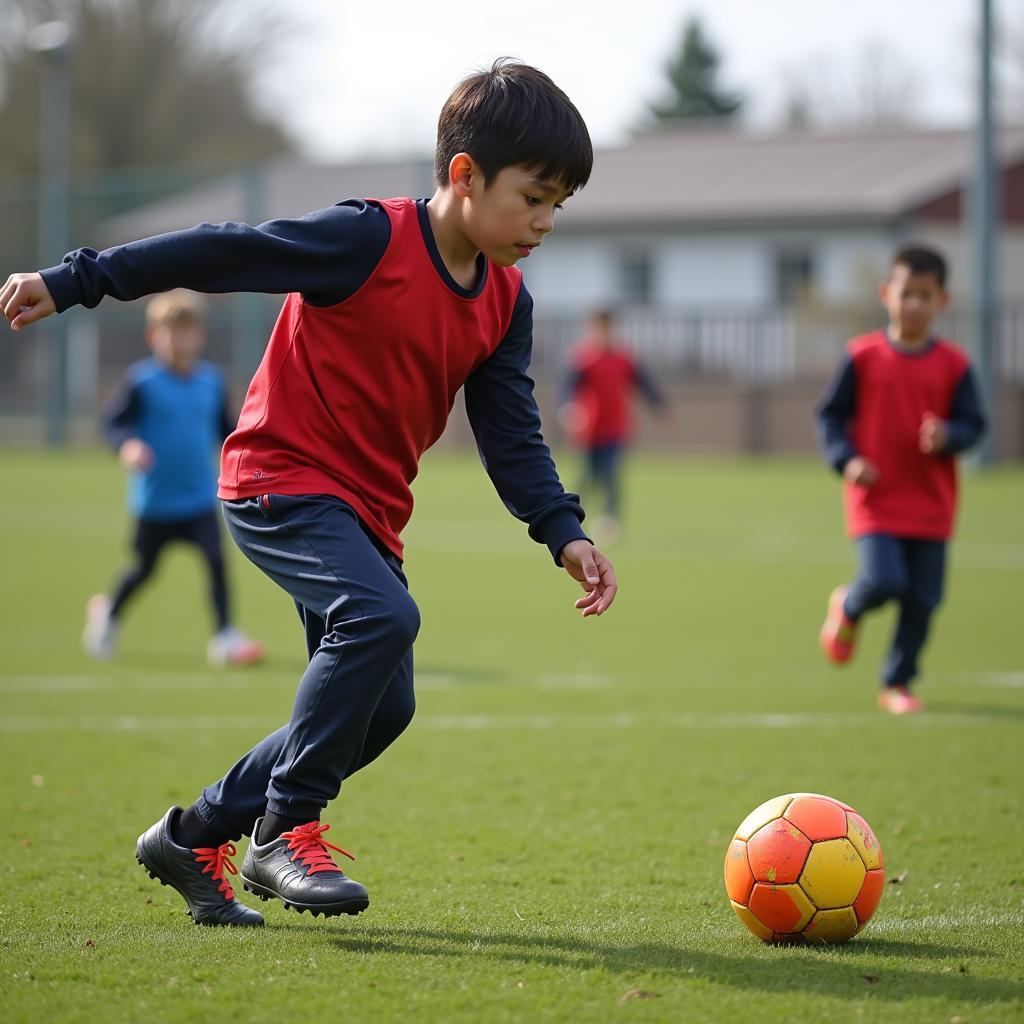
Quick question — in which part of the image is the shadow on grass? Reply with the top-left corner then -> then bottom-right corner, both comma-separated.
310,924 -> 1019,1008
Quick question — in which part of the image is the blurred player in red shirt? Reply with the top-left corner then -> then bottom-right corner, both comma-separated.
816,245 -> 986,714
561,309 -> 665,541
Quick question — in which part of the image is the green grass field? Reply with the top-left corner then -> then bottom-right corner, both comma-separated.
1,448 -> 1021,1023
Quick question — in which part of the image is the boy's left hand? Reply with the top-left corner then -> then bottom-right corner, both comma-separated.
919,413 -> 948,455
560,539 -> 617,617
1,273 -> 56,330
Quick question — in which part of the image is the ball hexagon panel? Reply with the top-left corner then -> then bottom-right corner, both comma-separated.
733,795 -> 791,841
784,796 -> 849,841
799,838 -> 866,908
724,839 -> 755,904
731,900 -> 772,941
803,907 -> 860,944
854,867 -> 886,924
747,882 -> 815,934
746,818 -> 812,884
847,812 -> 884,870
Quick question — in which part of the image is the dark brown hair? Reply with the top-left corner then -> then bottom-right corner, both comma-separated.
434,58 -> 593,194
892,245 -> 948,289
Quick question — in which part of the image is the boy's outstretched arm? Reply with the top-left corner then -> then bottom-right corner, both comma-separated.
465,284 -> 617,616
3,200 -> 391,328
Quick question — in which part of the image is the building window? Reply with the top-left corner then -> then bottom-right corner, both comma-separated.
619,251 -> 653,305
774,246 -> 815,305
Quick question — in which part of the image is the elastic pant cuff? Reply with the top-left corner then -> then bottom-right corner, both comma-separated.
265,797 -> 324,824
194,794 -> 245,842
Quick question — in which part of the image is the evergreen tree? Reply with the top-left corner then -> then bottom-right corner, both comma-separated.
649,17 -> 742,122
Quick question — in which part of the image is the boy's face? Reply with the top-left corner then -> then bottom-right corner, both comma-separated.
147,322 -> 204,373
590,315 -> 613,346
879,264 -> 948,341
461,163 -> 572,267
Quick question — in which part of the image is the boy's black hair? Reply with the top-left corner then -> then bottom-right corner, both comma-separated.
892,245 -> 947,289
434,58 -> 593,194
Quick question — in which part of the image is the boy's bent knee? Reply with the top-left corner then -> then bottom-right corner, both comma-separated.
860,567 -> 907,604
325,588 -> 420,651
385,592 -> 420,650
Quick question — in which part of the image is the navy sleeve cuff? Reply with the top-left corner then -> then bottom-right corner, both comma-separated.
40,263 -> 84,314
533,508 -> 590,565
830,443 -> 857,475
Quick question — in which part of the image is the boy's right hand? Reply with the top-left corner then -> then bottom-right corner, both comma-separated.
119,438 -> 154,472
1,273 -> 56,330
843,456 -> 879,488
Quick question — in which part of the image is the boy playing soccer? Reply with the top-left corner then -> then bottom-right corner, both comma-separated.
816,245 -> 986,714
83,289 -> 265,667
2,60 -> 616,926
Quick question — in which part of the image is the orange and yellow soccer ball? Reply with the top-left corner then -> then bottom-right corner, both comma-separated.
724,792 -> 885,944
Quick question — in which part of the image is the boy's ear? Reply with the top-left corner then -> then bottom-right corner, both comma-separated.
877,280 -> 889,306
449,152 -> 476,198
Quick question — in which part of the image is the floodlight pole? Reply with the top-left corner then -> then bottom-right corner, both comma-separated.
972,0 -> 998,463
31,21 -> 73,446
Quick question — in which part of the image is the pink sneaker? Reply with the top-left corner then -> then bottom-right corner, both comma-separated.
207,627 -> 266,667
878,686 -> 925,715
82,594 -> 117,660
820,586 -> 857,664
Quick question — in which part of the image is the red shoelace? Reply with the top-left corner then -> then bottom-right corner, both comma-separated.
193,842 -> 241,901
281,822 -> 356,875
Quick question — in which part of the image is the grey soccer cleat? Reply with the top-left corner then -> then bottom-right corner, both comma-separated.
136,807 -> 264,927
241,819 -> 369,918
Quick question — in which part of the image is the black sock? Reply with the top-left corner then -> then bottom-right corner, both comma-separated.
173,805 -> 230,850
257,811 -> 311,844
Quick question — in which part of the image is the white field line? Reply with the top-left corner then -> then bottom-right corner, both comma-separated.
868,911 -> 1024,933
969,672 -> 1024,688
0,674 -> 257,692
534,673 -> 613,690
0,710 -> 1015,732
0,671 -> 612,693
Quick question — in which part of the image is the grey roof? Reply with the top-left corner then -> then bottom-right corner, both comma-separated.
104,156 -> 436,243
104,125 -> 1024,242
570,124 -> 1024,227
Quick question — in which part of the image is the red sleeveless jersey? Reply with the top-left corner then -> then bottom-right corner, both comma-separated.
218,198 -> 523,558
844,331 -> 970,540
570,341 -> 637,447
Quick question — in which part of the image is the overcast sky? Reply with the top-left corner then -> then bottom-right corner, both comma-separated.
254,0 -> 1018,163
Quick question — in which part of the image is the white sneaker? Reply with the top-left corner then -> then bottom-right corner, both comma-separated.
82,594 -> 117,660
207,627 -> 265,667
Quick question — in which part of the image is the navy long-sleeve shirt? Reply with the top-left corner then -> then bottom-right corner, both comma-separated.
816,346 -> 986,473
815,331 -> 987,540
41,198 -> 586,561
